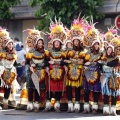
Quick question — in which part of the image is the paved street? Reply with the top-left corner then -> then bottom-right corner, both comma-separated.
0,109 -> 120,120
0,91 -> 120,120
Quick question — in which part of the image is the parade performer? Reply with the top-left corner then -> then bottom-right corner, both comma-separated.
0,27 -> 6,110
83,24 -> 102,114
43,18 -> 67,112
64,18 -> 86,113
25,29 -> 49,112
100,42 -> 119,116
0,34 -> 18,109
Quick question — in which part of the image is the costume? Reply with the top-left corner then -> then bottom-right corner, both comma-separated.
101,36 -> 120,115
64,18 -> 86,113
44,18 -> 67,112
24,29 -> 49,112
100,44 -> 118,115
83,24 -> 102,113
0,29 -> 18,109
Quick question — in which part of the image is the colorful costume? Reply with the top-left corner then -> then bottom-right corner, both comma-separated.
25,29 -> 49,112
65,18 -> 86,113
0,34 -> 18,109
44,18 -> 66,112
83,24 -> 102,113
100,44 -> 118,115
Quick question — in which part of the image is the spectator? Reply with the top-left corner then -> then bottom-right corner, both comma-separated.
14,37 -> 21,47
16,43 -> 26,89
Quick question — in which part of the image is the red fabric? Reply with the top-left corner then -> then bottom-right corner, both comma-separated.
46,65 -> 66,92
40,90 -> 46,103
46,79 -> 66,92
0,87 -> 4,93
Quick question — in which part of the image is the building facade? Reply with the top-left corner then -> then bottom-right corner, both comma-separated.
0,0 -> 120,49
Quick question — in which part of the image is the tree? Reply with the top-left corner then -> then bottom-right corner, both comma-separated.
29,0 -> 104,31
0,0 -> 20,28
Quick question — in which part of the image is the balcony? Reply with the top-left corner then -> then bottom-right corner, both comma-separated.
10,0 -> 39,19
97,0 -> 120,14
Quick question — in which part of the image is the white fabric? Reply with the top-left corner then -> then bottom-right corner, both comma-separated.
45,101 -> 51,109
92,104 -> 98,110
14,41 -> 21,47
16,49 -> 26,64
84,104 -> 90,112
27,102 -> 33,110
68,102 -> 74,112
74,103 -> 80,111
33,102 -> 39,109
110,106 -> 116,115
103,106 -> 110,114
54,102 -> 60,110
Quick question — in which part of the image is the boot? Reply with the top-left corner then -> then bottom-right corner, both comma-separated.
33,101 -> 39,113
103,105 -> 110,116
26,102 -> 33,112
67,101 -> 74,113
74,101 -> 80,113
3,98 -> 8,109
43,100 -> 51,112
110,106 -> 117,116
54,101 -> 61,113
83,103 -> 90,114
92,103 -> 98,114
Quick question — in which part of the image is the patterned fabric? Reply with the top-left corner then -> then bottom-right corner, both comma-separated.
26,50 -> 49,90
66,50 -> 86,87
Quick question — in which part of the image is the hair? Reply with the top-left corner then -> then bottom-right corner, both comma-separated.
73,40 -> 84,51
21,45 -> 24,48
14,37 -> 19,42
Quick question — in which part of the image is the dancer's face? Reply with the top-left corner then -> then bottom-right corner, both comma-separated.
54,40 -> 60,48
107,47 -> 113,56
73,39 -> 79,46
66,42 -> 72,49
37,40 -> 44,48
94,42 -> 99,50
7,42 -> 13,50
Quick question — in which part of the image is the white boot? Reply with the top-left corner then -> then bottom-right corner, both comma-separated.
67,101 -> 74,113
110,106 -> 117,116
27,102 -> 33,112
33,102 -> 39,112
103,105 -> 110,115
74,102 -> 80,113
43,101 -> 51,112
54,101 -> 60,112
83,103 -> 90,113
3,98 -> 8,109
92,104 -> 98,114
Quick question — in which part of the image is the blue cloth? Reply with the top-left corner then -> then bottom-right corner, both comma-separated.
16,44 -> 22,51
17,66 -> 26,77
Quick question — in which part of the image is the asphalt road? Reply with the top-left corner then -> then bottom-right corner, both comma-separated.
0,109 -> 120,120
0,91 -> 120,120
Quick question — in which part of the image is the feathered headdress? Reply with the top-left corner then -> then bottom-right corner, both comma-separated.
83,20 -> 100,47
104,26 -> 117,42
69,17 -> 86,41
24,28 -> 43,48
48,17 -> 67,44
0,27 -> 13,49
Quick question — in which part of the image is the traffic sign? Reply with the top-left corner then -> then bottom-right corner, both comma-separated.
115,15 -> 120,30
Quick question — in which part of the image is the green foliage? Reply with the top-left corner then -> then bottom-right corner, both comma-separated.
0,0 -> 20,19
29,0 -> 104,31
